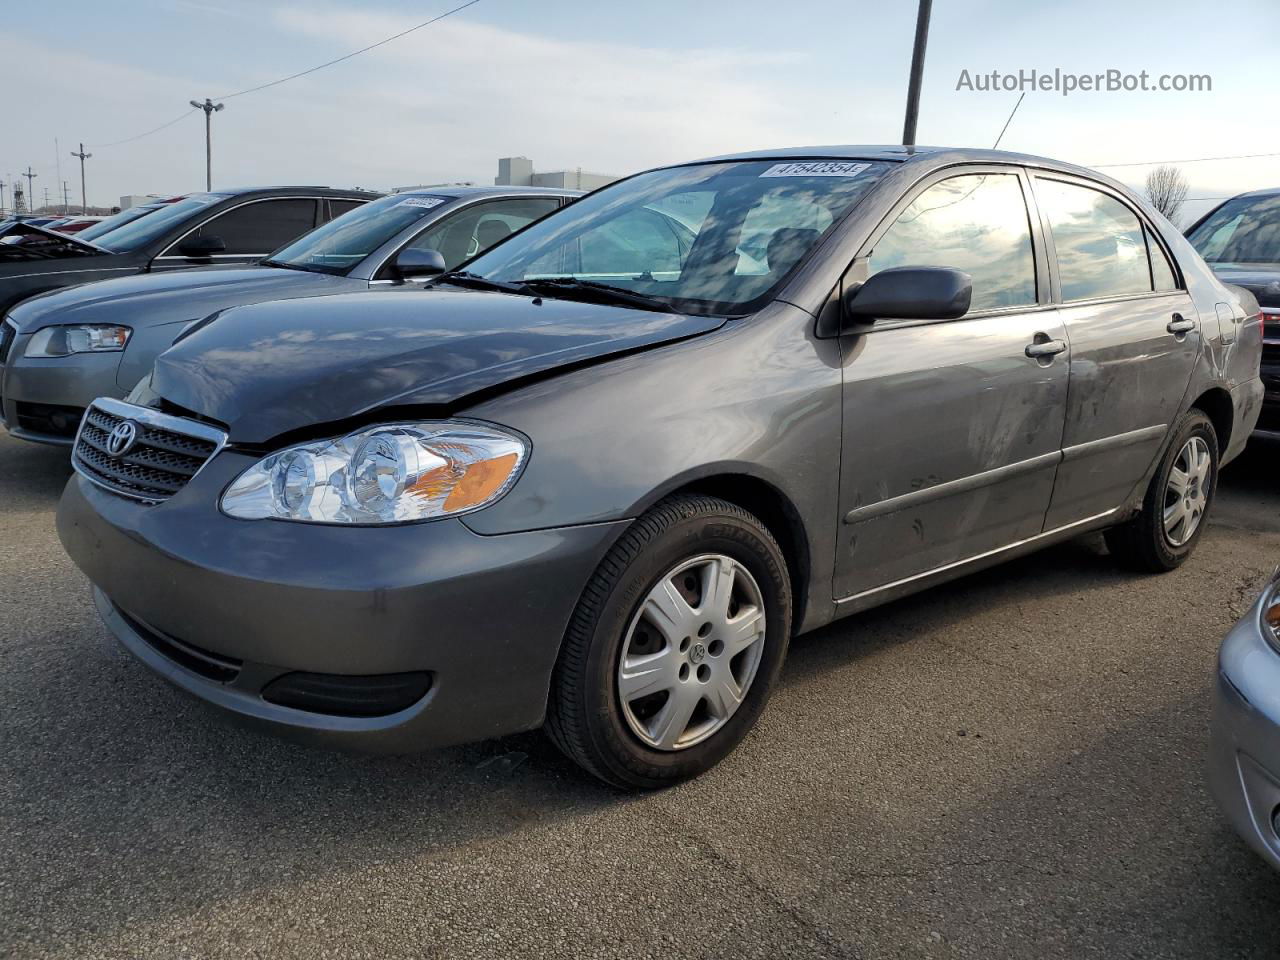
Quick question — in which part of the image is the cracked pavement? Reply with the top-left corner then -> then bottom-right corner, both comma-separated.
2,432 -> 1279,959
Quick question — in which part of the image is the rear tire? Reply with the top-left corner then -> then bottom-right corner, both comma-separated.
1105,409 -> 1218,572
545,495 -> 791,789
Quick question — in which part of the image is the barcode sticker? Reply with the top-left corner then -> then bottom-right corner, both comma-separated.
760,161 -> 871,179
397,196 -> 447,209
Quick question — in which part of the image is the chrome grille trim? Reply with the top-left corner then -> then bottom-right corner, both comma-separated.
71,397 -> 228,504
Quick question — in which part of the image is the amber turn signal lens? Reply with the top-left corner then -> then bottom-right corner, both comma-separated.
444,452 -> 521,512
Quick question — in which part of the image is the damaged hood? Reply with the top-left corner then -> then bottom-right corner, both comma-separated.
153,287 -> 726,444
0,220 -> 105,261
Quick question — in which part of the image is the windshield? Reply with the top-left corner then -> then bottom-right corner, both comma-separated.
78,206 -> 159,242
1187,193 -> 1280,265
265,193 -> 453,275
94,193 -> 229,253
459,159 -> 891,315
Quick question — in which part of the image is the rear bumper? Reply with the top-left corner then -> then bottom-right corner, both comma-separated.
1208,575 -> 1280,870
1254,362 -> 1279,439
57,463 -> 628,752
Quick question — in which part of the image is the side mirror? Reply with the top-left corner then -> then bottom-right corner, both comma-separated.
844,266 -> 972,322
393,247 -> 447,280
177,235 -> 227,259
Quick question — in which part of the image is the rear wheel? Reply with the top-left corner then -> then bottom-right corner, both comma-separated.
1105,410 -> 1218,572
545,495 -> 791,789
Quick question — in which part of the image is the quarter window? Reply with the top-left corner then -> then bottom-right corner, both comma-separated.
328,199 -> 366,220
1037,179 -> 1152,301
868,173 -> 1037,314
1146,226 -> 1178,291
188,198 -> 319,256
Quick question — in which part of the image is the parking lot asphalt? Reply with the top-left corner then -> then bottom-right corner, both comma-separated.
2,431 -> 1279,960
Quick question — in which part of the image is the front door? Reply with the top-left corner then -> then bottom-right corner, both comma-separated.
833,168 -> 1071,602
1030,174 -> 1201,529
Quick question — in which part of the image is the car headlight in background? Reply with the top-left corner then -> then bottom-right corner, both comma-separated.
221,422 -> 528,524
1265,569 -> 1280,654
25,324 -> 131,357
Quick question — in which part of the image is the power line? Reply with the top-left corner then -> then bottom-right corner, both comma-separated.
992,91 -> 1024,149
213,0 -> 482,100
1092,150 -> 1280,168
77,0 -> 482,152
88,108 -> 199,149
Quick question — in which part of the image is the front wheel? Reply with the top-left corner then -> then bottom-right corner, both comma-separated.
545,495 -> 792,789
1105,409 -> 1219,572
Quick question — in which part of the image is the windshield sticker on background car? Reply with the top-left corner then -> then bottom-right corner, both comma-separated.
396,197 -> 448,209
759,161 -> 871,178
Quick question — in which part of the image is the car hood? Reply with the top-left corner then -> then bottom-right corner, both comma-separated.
153,288 -> 726,444
1209,264 -> 1280,309
7,264 -> 356,333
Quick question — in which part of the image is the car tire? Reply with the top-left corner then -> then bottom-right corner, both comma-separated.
1104,409 -> 1219,573
545,494 -> 792,789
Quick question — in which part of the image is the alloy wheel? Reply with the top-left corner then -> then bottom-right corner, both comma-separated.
1163,436 -> 1211,547
617,554 -> 767,751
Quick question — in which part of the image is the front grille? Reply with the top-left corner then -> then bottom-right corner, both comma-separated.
71,398 -> 226,504
15,401 -> 84,439
1263,320 -> 1279,367
262,671 -> 433,717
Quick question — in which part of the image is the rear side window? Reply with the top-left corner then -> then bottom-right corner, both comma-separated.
1146,226 -> 1178,291
328,199 -> 366,220
868,173 -> 1037,313
1036,179 -> 1152,301
191,198 -> 319,256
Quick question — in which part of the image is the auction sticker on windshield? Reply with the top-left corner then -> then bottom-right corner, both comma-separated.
760,161 -> 871,178
396,197 -> 448,209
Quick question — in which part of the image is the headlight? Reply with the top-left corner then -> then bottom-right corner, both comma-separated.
220,421 -> 528,524
25,324 -> 131,357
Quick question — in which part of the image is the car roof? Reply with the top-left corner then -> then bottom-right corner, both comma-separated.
1227,187 -> 1280,199
213,186 -> 383,199
394,185 -> 584,200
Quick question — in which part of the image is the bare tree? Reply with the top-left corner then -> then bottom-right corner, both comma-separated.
1144,165 -> 1189,225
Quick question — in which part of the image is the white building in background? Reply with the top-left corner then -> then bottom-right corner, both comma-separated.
119,195 -> 158,209
495,157 -> 617,192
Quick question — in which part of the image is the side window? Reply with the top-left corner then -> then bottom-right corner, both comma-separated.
1036,179 -> 1152,301
328,199 -> 366,220
1146,226 -> 1178,291
405,197 -> 559,269
868,173 -> 1037,313
191,199 -> 318,256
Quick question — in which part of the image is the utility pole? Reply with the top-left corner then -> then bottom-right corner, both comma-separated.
42,187 -> 50,212
901,0 -> 933,147
189,98 -> 224,191
0,179 -> 6,217
70,143 -> 91,215
22,167 -> 37,213
63,181 -> 71,215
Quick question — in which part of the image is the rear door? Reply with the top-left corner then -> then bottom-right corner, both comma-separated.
833,166 -> 1071,602
1031,174 -> 1200,528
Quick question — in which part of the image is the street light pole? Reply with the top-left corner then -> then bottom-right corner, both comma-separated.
190,98 -> 225,191
901,0 -> 933,147
70,143 -> 92,215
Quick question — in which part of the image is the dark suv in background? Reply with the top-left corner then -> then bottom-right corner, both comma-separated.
1187,188 -> 1280,441
0,185 -> 379,315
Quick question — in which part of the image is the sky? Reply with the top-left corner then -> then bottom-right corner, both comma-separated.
5,0 -> 1277,226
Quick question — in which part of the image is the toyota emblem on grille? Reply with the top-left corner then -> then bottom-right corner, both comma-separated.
106,420 -> 139,457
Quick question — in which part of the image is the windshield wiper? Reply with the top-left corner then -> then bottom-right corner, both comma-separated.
432,270 -> 531,295
519,277 -> 672,313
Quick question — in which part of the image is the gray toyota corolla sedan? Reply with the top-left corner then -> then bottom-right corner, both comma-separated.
1210,568 -> 1280,870
1,186 -> 575,445
57,146 -> 1264,788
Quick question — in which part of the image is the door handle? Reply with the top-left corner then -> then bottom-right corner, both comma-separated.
1167,314 -> 1197,335
1025,338 -> 1067,359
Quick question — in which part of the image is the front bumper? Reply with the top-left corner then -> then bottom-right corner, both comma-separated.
57,459 -> 627,752
1208,576 -> 1280,870
2,330 -> 125,444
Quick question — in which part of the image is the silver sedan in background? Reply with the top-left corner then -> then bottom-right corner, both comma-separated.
1210,567 -> 1280,869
